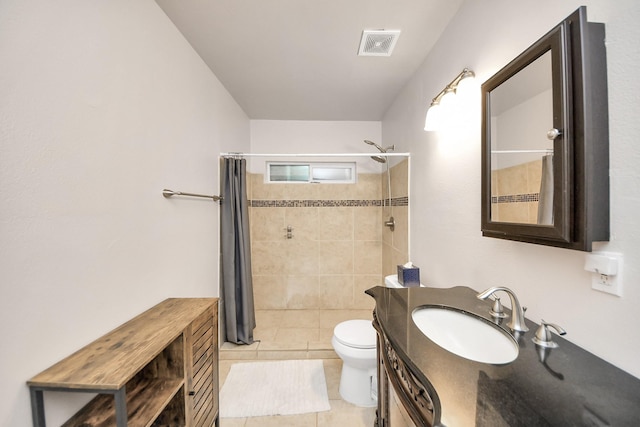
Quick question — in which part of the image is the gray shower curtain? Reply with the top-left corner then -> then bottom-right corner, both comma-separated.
220,157 -> 255,344
537,154 -> 554,225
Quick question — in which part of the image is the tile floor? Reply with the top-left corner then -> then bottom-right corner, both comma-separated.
219,309 -> 377,426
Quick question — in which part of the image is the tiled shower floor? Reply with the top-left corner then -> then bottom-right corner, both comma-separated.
220,309 -> 374,361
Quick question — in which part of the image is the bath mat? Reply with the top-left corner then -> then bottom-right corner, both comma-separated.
220,359 -> 331,418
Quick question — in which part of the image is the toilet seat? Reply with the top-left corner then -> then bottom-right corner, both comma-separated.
333,320 -> 376,349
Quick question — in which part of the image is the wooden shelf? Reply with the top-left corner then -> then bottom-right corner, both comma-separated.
27,298 -> 219,427
62,377 -> 184,427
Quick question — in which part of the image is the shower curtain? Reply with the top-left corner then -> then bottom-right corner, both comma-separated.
537,154 -> 554,225
220,157 -> 255,344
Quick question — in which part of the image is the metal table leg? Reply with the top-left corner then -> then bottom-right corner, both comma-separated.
114,386 -> 127,427
29,387 -> 46,427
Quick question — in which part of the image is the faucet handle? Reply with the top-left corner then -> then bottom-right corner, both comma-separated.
532,319 -> 567,348
489,296 -> 507,319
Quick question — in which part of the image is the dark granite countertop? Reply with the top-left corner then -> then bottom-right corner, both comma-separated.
366,285 -> 640,426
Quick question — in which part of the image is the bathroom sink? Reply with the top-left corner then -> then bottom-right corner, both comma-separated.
411,307 -> 518,364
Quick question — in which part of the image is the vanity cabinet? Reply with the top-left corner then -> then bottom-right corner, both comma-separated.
373,312 -> 435,427
27,298 -> 219,427
368,285 -> 640,426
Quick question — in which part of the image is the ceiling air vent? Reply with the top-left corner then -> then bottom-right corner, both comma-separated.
358,30 -> 401,57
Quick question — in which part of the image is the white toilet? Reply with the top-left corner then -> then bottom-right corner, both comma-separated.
332,319 -> 378,407
331,274 -> 415,407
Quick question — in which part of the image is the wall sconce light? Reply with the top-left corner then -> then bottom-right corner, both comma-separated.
424,68 -> 475,131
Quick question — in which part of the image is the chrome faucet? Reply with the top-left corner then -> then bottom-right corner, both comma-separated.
477,287 -> 529,332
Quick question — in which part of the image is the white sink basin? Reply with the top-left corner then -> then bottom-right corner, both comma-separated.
412,307 -> 518,364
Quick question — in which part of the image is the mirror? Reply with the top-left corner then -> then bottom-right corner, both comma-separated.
489,51 -> 553,225
481,7 -> 609,251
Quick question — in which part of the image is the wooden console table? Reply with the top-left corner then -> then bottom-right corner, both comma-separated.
27,298 -> 218,427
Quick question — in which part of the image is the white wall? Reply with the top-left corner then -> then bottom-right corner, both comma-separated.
0,1 -> 249,425
249,120 -> 382,174
383,0 -> 640,378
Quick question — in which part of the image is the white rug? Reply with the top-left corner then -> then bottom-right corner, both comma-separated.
220,359 -> 331,418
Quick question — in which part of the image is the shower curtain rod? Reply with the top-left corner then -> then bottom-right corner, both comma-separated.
162,189 -> 223,202
220,152 -> 411,158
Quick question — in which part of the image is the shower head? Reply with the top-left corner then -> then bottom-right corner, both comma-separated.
364,139 -> 384,152
371,155 -> 387,163
364,140 -> 395,153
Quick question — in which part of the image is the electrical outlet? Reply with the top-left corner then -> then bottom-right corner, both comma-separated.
589,252 -> 623,296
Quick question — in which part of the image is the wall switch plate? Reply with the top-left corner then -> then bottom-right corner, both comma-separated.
587,252 -> 623,296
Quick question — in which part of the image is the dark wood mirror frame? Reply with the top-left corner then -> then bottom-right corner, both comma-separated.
481,6 -> 609,251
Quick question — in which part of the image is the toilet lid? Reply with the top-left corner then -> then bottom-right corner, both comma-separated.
333,320 -> 376,349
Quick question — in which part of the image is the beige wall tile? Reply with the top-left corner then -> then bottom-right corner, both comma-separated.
284,207 -> 318,241
318,207 -> 354,241
254,309 -> 286,329
253,326 -> 278,342
382,242 -> 395,278
279,182 -> 317,200
390,159 -> 409,198
286,275 -> 319,309
382,214 -> 393,246
318,241 -> 353,274
491,202 -> 501,222
499,202 -> 531,223
318,309 -> 373,329
495,159 -> 543,197
279,309 -> 320,328
354,241 -> 382,275
247,169 -> 407,339
391,206 -> 409,254
528,201 -> 540,224
250,207 -> 286,241
250,173 -> 285,200
497,163 -> 528,196
353,275 -> 380,310
315,183 -> 353,200
354,207 -> 382,241
274,327 -> 319,343
253,274 -> 287,310
286,240 -> 319,275
356,173 -> 382,199
392,247 -> 410,272
251,241 -> 287,274
318,327 -> 335,343
318,275 -> 354,309
527,159 -> 543,193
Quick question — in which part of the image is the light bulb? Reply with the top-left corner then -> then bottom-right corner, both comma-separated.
424,103 -> 442,131
455,75 -> 477,102
439,88 -> 456,109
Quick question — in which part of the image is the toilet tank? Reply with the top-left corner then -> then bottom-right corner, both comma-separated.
384,274 -> 425,288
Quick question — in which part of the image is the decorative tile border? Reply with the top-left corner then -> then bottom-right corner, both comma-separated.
385,196 -> 409,207
491,193 -> 540,204
250,196 -> 409,208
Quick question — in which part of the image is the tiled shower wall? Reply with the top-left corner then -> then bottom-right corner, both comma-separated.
383,159 -> 410,277
491,159 -> 542,224
247,159 -> 409,314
